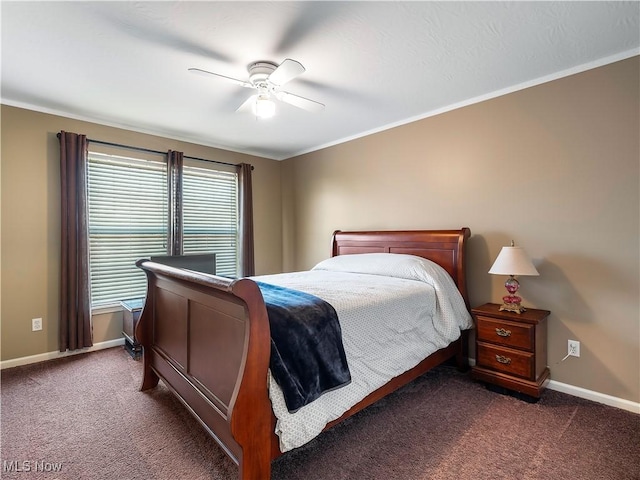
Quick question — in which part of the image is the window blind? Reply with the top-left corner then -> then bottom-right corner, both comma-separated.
182,161 -> 239,277
87,153 -> 168,306
86,151 -> 240,308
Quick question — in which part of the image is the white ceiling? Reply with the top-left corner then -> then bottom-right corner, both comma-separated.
2,2 -> 639,160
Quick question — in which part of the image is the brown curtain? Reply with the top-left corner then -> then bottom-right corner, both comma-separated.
237,163 -> 255,277
58,131 -> 92,351
168,150 -> 183,255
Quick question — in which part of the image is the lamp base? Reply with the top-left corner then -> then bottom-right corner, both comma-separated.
498,279 -> 528,314
499,302 -> 527,314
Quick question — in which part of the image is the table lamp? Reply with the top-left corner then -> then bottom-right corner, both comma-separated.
489,240 -> 539,314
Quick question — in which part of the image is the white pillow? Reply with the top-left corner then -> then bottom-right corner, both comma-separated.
312,252 -> 450,285
312,253 -> 472,330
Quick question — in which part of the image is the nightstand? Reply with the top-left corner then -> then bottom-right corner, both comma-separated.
471,303 -> 550,400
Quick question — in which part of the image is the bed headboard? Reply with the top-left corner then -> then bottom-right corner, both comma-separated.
331,228 -> 471,307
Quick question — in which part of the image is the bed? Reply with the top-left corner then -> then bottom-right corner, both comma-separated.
135,228 -> 472,480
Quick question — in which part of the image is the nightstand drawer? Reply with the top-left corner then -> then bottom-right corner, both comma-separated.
476,342 -> 534,379
476,316 -> 534,351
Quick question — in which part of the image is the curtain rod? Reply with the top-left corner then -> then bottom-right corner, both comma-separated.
87,138 -> 250,169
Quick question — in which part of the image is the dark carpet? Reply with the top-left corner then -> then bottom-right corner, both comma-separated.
1,347 -> 638,479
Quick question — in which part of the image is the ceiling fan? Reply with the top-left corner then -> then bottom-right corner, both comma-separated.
189,59 -> 325,118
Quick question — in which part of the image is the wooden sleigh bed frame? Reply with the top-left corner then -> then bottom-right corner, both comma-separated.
135,228 -> 471,480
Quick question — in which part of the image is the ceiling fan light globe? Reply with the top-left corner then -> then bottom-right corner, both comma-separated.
254,97 -> 275,118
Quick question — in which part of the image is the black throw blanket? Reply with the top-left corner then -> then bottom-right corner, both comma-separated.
256,281 -> 351,413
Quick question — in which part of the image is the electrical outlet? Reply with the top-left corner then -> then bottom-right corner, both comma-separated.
568,339 -> 580,357
32,317 -> 43,331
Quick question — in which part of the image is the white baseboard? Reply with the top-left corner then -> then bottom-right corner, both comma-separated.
0,338 -> 125,370
467,358 -> 639,414
547,380 -> 640,414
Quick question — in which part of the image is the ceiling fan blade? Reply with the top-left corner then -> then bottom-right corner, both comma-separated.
268,59 -> 305,86
236,94 -> 258,113
276,91 -> 325,113
188,68 -> 253,89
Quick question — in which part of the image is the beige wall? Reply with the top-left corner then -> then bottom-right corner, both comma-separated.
2,57 -> 638,405
282,57 -> 640,403
1,105 -> 283,361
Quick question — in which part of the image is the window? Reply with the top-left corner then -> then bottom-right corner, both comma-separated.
182,160 -> 238,276
87,151 -> 239,308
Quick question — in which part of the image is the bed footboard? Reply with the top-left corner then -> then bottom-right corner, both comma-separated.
135,260 -> 274,480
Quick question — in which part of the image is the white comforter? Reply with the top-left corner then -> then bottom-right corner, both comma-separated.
253,253 -> 473,452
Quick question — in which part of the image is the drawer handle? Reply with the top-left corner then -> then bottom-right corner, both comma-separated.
495,355 -> 511,365
495,328 -> 511,337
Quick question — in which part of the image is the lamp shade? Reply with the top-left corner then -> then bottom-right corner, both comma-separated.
489,245 -> 539,276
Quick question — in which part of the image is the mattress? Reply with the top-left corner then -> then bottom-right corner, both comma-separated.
253,253 -> 473,452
